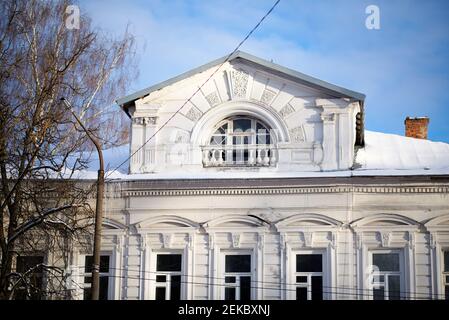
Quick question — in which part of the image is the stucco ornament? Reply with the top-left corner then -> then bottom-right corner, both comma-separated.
185,107 -> 203,122
289,126 -> 305,143
205,92 -> 220,107
279,103 -> 295,118
231,70 -> 249,98
260,89 -> 276,105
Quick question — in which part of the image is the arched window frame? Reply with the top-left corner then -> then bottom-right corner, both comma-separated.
204,115 -> 277,167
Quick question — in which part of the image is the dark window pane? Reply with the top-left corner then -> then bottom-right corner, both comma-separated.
373,287 -> 385,300
16,256 -> 44,273
240,276 -> 251,301
155,287 -> 166,300
388,275 -> 401,300
444,251 -> 449,272
170,275 -> 181,300
225,255 -> 251,273
156,275 -> 166,283
84,255 -> 109,273
373,253 -> 400,272
233,119 -> 251,133
296,287 -> 307,300
15,256 -> 44,300
446,275 -> 449,283
296,254 -> 322,272
83,288 -> 92,300
311,276 -> 323,300
85,256 -> 93,273
225,287 -> 236,300
99,276 -> 109,300
100,256 -> 110,273
156,254 -> 182,272
225,276 -> 236,283
445,286 -> 449,300
296,276 -> 307,283
84,276 -> 92,284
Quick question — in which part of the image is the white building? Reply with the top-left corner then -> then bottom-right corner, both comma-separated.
69,51 -> 449,300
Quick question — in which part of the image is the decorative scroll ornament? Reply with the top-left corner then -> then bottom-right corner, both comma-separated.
232,233 -> 241,248
258,233 -> 265,250
303,232 -> 314,247
280,233 -> 286,250
139,235 -> 147,252
321,113 -> 335,122
208,234 -> 215,249
188,234 -> 194,250
379,231 -> 391,247
162,234 -> 173,248
407,231 -> 415,250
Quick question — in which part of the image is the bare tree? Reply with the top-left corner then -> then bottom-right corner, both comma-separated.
0,0 -> 137,299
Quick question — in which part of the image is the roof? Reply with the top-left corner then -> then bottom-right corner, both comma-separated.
116,50 -> 366,111
116,50 -> 367,145
69,130 -> 449,180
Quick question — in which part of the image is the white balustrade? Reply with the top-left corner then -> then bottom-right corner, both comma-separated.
201,145 -> 277,167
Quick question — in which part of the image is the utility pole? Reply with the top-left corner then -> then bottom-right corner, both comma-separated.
61,98 -> 104,300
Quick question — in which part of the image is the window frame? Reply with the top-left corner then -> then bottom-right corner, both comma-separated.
148,249 -> 186,300
14,254 -> 46,300
208,116 -> 273,165
368,249 -> 405,300
220,250 -> 254,301
80,252 -> 114,300
289,249 -> 327,301
153,253 -> 183,300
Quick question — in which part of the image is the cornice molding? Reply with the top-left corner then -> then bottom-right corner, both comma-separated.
120,185 -> 449,197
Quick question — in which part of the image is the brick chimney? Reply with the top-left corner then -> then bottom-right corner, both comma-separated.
404,117 -> 429,139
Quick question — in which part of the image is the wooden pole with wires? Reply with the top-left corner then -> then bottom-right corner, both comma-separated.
61,97 -> 104,300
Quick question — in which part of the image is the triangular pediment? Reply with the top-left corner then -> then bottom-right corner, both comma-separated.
118,51 -> 364,113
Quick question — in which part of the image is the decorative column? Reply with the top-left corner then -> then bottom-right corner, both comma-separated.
141,116 -> 158,173
320,112 -> 338,171
130,117 -> 145,173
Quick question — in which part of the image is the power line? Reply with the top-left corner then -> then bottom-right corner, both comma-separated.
72,269 -> 446,300
73,265 -> 447,299
103,0 -> 281,180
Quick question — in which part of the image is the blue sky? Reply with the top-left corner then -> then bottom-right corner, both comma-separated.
81,0 -> 449,142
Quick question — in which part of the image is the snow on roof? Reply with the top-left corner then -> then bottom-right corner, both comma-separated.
354,130 -> 449,174
70,131 -> 449,180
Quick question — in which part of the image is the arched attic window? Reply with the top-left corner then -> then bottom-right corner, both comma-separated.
203,116 -> 276,167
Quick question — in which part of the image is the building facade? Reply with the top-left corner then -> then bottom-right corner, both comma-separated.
64,51 -> 449,300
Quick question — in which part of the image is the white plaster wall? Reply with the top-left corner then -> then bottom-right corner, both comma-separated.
84,181 -> 449,300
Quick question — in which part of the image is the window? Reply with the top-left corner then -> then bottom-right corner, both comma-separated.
443,250 -> 449,300
205,116 -> 274,166
15,255 -> 44,300
370,251 -> 403,300
154,254 -> 182,300
82,255 -> 112,300
223,254 -> 252,300
294,253 -> 323,300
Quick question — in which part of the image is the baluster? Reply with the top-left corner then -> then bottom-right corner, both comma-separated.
269,146 -> 276,165
218,149 -> 224,165
256,147 -> 262,164
248,148 -> 255,165
202,149 -> 209,166
263,148 -> 270,165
